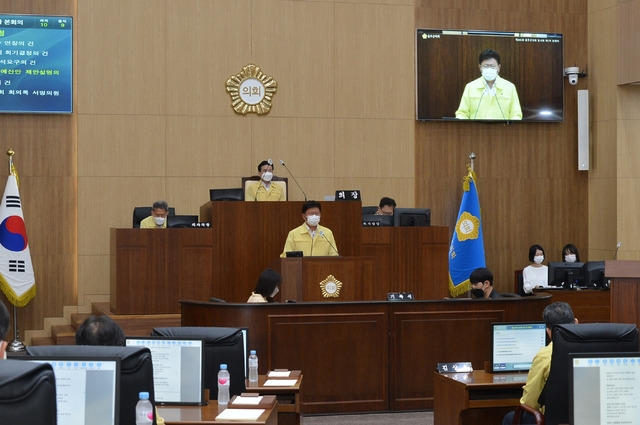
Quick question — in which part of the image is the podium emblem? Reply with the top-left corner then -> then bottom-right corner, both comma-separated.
319,275 -> 342,298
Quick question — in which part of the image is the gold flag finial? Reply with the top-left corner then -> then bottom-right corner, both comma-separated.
7,149 -> 15,157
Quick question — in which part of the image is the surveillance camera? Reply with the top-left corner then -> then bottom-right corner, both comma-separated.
564,66 -> 579,86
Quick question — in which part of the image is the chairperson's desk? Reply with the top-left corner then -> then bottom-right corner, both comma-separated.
111,201 -> 450,314
180,295 -> 552,415
434,370 -> 526,425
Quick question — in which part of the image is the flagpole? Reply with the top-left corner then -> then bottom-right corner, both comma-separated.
469,152 -> 476,171
5,149 -> 26,352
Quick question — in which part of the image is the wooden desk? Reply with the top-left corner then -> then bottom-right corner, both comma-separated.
245,373 -> 303,425
534,288 -> 610,323
433,370 -> 526,425
158,401 -> 277,425
181,295 -> 552,414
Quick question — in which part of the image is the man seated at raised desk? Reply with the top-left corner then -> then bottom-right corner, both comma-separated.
470,267 -> 502,299
140,200 -> 169,229
280,200 -> 339,257
246,159 -> 285,201
375,197 -> 396,216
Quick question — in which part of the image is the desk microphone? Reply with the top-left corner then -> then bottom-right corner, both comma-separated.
614,241 -> 621,260
473,91 -> 486,119
319,230 -> 340,256
279,159 -> 308,201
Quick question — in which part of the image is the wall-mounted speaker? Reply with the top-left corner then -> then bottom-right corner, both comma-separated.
578,90 -> 589,170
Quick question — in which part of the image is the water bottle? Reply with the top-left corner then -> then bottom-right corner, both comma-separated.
248,350 -> 259,382
135,391 -> 153,425
218,364 -> 230,404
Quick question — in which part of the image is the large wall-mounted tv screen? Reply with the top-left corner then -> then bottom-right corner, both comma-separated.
416,29 -> 563,122
0,14 -> 73,114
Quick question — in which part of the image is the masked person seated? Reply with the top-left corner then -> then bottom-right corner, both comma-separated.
247,269 -> 282,303
469,267 -> 502,299
140,200 -> 169,229
246,159 -> 285,201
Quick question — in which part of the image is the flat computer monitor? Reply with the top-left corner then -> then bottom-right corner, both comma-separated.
166,215 -> 198,228
491,322 -> 547,372
393,208 -> 431,227
548,262 -> 585,288
210,188 -> 244,201
583,261 -> 606,288
16,356 -> 120,425
125,336 -> 206,406
570,352 -> 640,425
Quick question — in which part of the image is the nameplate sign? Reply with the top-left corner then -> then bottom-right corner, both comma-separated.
387,292 -> 415,301
436,362 -> 473,373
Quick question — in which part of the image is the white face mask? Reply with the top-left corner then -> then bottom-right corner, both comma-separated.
262,171 -> 273,182
153,216 -> 166,226
565,254 -> 576,263
306,215 -> 320,227
271,287 -> 279,298
533,255 -> 544,265
481,67 -> 498,82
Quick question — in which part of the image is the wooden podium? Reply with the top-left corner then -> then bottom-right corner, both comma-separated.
277,257 -> 374,302
606,260 -> 640,326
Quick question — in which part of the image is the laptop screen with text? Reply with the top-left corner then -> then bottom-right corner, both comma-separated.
492,322 -> 547,372
125,336 -> 206,405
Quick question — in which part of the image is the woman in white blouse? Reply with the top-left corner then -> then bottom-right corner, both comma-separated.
522,244 -> 548,294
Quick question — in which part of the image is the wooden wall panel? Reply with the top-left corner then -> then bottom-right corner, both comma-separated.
415,2 -> 589,295
0,2 -> 76,333
77,0 -> 166,115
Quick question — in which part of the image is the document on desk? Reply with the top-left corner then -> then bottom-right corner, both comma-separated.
267,371 -> 291,378
215,408 -> 265,420
264,379 -> 298,386
232,396 -> 263,405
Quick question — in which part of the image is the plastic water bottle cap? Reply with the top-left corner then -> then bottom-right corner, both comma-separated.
139,391 -> 150,399
220,364 -> 228,370
250,350 -> 256,355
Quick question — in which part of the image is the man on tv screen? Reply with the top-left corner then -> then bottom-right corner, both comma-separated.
455,49 -> 522,120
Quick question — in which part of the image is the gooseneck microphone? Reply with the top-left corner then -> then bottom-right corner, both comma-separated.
473,91 -> 486,119
319,230 -> 340,256
614,241 -> 622,260
279,159 -> 308,201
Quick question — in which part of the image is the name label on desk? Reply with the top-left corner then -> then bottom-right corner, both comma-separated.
387,292 -> 415,301
436,362 -> 473,373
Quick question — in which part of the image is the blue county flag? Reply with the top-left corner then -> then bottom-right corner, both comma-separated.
448,166 -> 486,297
0,170 -> 35,307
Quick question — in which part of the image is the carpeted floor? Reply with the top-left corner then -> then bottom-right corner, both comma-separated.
303,411 -> 433,425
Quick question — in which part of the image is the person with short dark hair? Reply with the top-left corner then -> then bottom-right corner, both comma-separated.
469,267 -> 501,298
140,200 -> 169,229
376,197 -> 396,216
75,315 -> 125,346
0,302 -> 9,359
246,159 -> 285,201
522,244 -> 548,294
455,49 -> 522,120
247,269 -> 282,303
502,302 -> 578,425
280,200 -> 339,257
562,243 -> 580,263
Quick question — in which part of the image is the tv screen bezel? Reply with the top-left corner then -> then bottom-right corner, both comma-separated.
416,28 -> 564,123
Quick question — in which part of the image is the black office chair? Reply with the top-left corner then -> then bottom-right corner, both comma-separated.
28,345 -> 158,425
512,323 -> 639,425
132,206 -> 175,228
152,326 -> 246,400
0,359 -> 57,424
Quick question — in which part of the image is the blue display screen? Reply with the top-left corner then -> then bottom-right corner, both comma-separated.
0,14 -> 73,114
